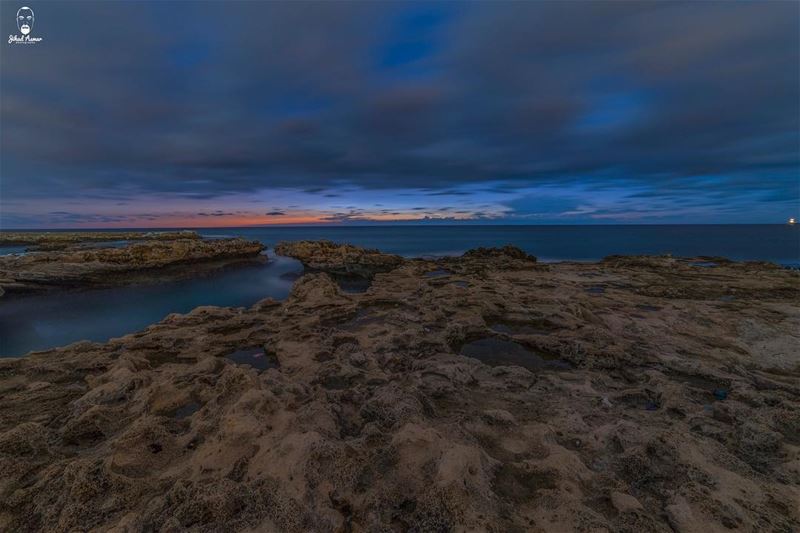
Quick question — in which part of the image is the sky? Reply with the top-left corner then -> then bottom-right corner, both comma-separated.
1,0 -> 798,228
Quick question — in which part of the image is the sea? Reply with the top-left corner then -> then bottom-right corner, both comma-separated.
1,224 -> 797,357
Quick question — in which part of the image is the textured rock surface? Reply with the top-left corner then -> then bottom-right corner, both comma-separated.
0,230 -> 201,250
462,244 -> 538,262
274,240 -> 403,277
0,246 -> 798,531
0,238 -> 265,296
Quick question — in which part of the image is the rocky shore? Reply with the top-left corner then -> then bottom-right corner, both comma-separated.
0,235 -> 265,297
0,230 -> 202,251
0,242 -> 798,531
275,240 -> 404,278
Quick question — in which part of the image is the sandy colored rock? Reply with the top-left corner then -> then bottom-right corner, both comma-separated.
0,230 -> 201,250
665,495 -> 698,532
0,237 -> 265,296
0,242 -> 798,531
610,490 -> 643,513
462,244 -> 537,262
274,239 -> 403,277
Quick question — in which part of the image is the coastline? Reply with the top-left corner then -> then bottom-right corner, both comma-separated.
0,232 -> 265,298
0,240 -> 798,530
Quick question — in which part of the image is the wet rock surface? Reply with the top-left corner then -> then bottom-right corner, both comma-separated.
0,237 -> 265,296
0,243 -> 798,531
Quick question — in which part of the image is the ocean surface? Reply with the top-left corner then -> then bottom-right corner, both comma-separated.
196,224 -> 800,263
1,224 -> 797,357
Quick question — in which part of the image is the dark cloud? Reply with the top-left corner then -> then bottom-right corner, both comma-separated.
37,211 -> 161,224
320,210 -> 369,223
265,211 -> 286,216
0,1 -> 797,222
197,211 -> 234,217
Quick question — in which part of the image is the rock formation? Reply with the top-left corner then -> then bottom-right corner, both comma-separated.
462,244 -> 538,262
0,237 -> 265,296
0,242 -> 798,531
274,240 -> 404,278
0,230 -> 202,251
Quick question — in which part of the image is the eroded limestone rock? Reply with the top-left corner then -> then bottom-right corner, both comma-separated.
274,239 -> 404,278
0,230 -> 201,250
0,247 -> 798,531
0,237 -> 265,296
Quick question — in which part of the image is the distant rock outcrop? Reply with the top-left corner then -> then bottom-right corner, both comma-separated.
0,230 -> 201,250
274,240 -> 404,277
462,245 -> 537,262
0,236 -> 264,296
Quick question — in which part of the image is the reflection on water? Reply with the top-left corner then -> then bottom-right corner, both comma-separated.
0,245 -> 28,255
459,337 -> 571,371
331,275 -> 372,293
78,240 -> 133,249
0,252 -> 302,357
226,347 -> 279,372
173,401 -> 201,419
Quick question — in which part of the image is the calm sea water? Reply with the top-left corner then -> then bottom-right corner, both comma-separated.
1,225 -> 797,357
198,224 -> 800,263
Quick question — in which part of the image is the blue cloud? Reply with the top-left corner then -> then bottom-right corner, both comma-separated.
0,1 -> 797,225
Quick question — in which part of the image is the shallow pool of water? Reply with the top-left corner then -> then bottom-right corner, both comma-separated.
226,347 -> 279,372
585,286 -> 606,294
173,401 -> 201,419
689,261 -> 719,268
0,245 -> 28,255
0,252 -> 302,357
459,337 -> 570,372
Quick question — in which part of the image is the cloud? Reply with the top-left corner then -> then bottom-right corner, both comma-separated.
265,211 -> 286,216
0,1 -> 797,224
197,211 -> 235,217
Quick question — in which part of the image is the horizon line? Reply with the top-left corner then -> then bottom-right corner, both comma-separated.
1,222 -> 797,231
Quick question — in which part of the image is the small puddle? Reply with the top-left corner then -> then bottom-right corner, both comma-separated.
173,401 -> 201,419
0,245 -> 29,255
636,304 -> 660,312
667,371 -> 727,391
666,371 -> 731,402
451,280 -> 469,288
334,276 -> 372,293
585,286 -> 606,294
459,337 -> 570,372
226,347 -> 279,372
80,240 -> 133,249
615,391 -> 662,411
319,375 -> 351,390
338,307 -> 384,331
425,269 -> 451,278
690,261 -> 718,268
719,295 -> 736,302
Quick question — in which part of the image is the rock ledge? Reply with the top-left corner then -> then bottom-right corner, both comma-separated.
274,239 -> 404,277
